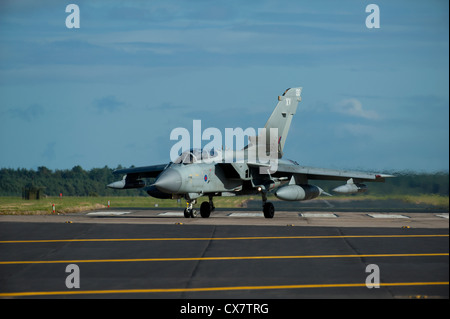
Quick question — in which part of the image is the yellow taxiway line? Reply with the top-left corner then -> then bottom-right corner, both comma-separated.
0,234 -> 448,244
0,282 -> 448,297
0,253 -> 447,265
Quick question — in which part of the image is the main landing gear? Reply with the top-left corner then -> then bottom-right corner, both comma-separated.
261,191 -> 275,219
183,194 -> 274,219
184,196 -> 215,218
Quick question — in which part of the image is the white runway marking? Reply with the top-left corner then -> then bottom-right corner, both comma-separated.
436,214 -> 449,219
367,214 -> 410,219
87,212 -> 131,216
158,212 -> 185,217
227,213 -> 264,217
300,213 -> 338,218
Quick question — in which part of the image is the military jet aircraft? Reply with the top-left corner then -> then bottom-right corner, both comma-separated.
108,87 -> 393,218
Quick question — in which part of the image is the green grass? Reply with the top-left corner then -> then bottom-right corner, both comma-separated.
400,194 -> 449,208
0,196 -> 108,215
0,194 -> 448,215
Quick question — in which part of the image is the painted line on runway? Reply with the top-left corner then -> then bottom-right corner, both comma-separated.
227,213 -> 264,217
0,234 -> 448,244
87,212 -> 131,216
367,214 -> 410,219
0,281 -> 448,297
0,253 -> 447,265
300,213 -> 338,218
157,212 -> 185,217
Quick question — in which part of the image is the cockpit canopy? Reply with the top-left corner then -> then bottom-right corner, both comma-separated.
173,148 -> 220,165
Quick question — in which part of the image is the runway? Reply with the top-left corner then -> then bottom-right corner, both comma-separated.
0,209 -> 448,300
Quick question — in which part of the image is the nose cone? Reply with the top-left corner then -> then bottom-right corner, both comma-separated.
153,169 -> 182,193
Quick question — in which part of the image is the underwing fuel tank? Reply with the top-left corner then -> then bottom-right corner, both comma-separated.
332,178 -> 367,194
107,177 -> 145,189
275,184 -> 321,201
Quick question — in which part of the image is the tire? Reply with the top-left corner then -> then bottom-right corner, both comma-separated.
200,201 -> 211,218
263,202 -> 275,219
184,208 -> 191,218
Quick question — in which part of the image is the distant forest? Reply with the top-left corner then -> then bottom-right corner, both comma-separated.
0,166 -> 448,197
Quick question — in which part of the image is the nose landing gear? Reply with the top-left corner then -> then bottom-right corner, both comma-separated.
183,199 -> 197,218
184,196 -> 215,218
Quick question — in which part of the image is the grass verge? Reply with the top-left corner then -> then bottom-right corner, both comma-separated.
0,194 -> 448,215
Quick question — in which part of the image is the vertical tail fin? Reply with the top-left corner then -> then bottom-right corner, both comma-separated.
264,87 -> 302,158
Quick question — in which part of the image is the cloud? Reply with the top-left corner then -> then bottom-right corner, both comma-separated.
92,95 -> 125,113
7,103 -> 45,122
335,98 -> 379,120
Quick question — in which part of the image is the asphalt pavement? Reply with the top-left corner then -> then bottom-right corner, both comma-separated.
0,218 -> 448,300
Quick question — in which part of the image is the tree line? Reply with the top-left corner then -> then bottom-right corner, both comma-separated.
0,166 -> 148,197
0,166 -> 448,197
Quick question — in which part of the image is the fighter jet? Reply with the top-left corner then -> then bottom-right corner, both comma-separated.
108,87 -> 393,218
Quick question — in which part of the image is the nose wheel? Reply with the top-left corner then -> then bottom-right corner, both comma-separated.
184,199 -> 197,218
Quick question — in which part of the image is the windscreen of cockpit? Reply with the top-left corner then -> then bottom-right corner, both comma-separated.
173,148 -> 219,164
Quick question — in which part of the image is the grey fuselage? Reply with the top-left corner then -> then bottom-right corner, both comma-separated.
151,159 -> 295,200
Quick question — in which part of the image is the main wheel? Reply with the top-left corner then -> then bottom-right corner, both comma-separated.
184,208 -> 191,218
200,201 -> 211,218
263,202 -> 275,219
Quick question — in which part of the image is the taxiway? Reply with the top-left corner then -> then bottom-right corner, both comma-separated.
0,208 -> 448,299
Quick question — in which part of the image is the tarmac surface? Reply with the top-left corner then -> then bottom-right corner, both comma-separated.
0,206 -> 448,300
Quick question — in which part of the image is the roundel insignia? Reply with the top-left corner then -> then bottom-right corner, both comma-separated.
204,175 -> 208,182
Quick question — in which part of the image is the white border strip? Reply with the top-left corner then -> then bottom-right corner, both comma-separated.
158,212 -> 185,217
87,211 -> 131,216
300,213 -> 338,218
228,213 -> 264,217
367,214 -> 409,219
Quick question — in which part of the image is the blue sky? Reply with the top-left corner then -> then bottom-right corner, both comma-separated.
0,0 -> 448,173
